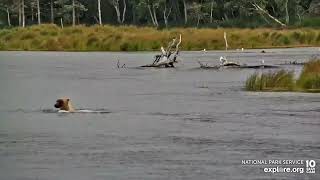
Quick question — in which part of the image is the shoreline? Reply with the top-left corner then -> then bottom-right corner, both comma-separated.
1,25 -> 320,52
0,46 -> 319,53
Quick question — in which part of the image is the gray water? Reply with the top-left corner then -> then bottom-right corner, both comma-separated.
0,48 -> 319,180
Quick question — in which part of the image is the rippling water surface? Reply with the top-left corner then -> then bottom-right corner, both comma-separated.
0,48 -> 319,180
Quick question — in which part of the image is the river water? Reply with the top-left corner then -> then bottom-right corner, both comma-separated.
0,48 -> 319,180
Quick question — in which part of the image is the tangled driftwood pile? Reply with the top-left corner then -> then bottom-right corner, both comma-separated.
141,34 -> 182,68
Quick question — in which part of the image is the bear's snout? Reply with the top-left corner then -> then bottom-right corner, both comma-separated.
54,103 -> 60,108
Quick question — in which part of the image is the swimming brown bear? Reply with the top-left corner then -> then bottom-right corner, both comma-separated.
54,98 -> 75,112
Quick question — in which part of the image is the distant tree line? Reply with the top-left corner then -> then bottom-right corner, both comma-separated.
0,0 -> 319,28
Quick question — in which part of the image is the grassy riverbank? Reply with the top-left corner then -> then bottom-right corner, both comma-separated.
245,59 -> 320,93
0,24 -> 320,51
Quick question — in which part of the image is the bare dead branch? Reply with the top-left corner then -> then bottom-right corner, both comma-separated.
142,34 -> 182,68
252,3 -> 286,27
174,34 -> 182,54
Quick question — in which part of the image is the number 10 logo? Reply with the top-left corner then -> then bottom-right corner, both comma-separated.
306,160 -> 316,174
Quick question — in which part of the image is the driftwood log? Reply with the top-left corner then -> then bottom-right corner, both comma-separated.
198,57 -> 241,69
277,61 -> 306,66
198,63 -> 279,70
240,65 -> 279,69
198,57 -> 280,70
141,34 -> 182,68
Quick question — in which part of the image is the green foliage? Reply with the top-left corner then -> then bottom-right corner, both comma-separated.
298,17 -> 320,27
54,0 -> 88,24
0,0 -> 319,29
87,34 -> 99,46
298,75 -> 320,90
0,41 -> 4,50
20,32 -> 37,40
297,59 -> 320,90
278,35 -> 291,45
120,42 -> 129,51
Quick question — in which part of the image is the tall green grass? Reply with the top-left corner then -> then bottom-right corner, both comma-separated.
297,59 -> 320,90
245,70 -> 295,91
0,24 -> 320,51
246,59 -> 320,92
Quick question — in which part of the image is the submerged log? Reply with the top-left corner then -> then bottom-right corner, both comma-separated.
222,62 -> 241,67
277,61 -> 306,66
199,64 -> 279,69
198,58 -> 279,70
198,56 -> 241,69
140,64 -> 175,68
219,56 -> 241,67
240,65 -> 279,69
141,34 -> 182,68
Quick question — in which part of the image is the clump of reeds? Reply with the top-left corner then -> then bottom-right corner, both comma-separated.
245,70 -> 295,91
246,58 -> 320,92
297,58 -> 320,90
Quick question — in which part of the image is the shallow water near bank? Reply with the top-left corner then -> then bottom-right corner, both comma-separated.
0,48 -> 319,180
